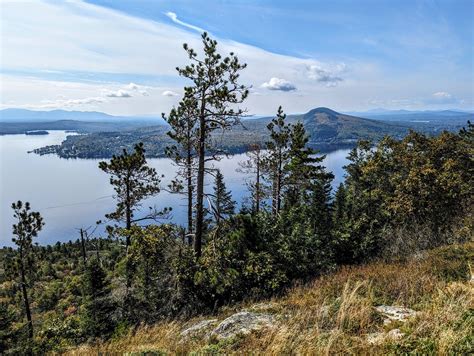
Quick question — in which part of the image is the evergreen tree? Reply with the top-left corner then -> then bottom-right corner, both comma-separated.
237,143 -> 266,213
99,142 -> 163,250
210,170 -> 236,227
333,183 -> 347,223
164,97 -> 199,245
82,258 -> 115,339
459,120 -> 473,142
0,303 -> 16,353
173,32 -> 249,257
263,106 -> 292,216
11,201 -> 44,343
284,121 -> 332,207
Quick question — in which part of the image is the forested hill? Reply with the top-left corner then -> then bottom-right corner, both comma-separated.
34,107 -> 422,159
302,107 -> 407,142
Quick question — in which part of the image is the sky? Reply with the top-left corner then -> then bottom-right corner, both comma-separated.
1,0 -> 473,116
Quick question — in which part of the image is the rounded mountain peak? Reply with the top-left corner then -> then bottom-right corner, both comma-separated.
306,107 -> 340,116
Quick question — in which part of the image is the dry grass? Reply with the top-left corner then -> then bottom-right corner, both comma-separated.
65,242 -> 474,355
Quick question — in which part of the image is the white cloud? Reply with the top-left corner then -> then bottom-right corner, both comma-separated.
307,64 -> 344,87
126,83 -> 140,90
126,83 -> 150,96
261,77 -> 297,92
165,11 -> 206,33
427,91 -> 459,105
105,89 -> 132,98
25,97 -> 107,109
102,83 -> 152,98
162,90 -> 179,97
432,91 -> 452,99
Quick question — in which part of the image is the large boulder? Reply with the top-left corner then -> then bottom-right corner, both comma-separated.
211,311 -> 275,339
180,319 -> 218,339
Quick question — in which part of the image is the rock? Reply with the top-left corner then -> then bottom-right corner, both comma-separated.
367,328 -> 404,345
180,319 -> 218,339
375,305 -> 417,325
367,332 -> 384,345
211,311 -> 275,339
387,328 -> 405,340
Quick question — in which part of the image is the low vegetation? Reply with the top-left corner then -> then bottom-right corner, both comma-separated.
66,243 -> 474,355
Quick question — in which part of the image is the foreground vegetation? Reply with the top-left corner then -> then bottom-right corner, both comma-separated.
68,242 -> 474,355
1,33 -> 472,354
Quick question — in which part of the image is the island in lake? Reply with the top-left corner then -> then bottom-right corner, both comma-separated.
25,130 -> 49,135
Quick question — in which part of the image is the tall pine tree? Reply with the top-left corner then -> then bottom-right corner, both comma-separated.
263,106 -> 292,216
11,201 -> 44,344
173,32 -> 248,257
237,143 -> 266,213
210,170 -> 236,228
99,143 -> 163,250
164,97 -> 199,245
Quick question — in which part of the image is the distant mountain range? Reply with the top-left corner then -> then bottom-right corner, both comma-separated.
0,108 -> 165,124
0,109 -> 165,135
2,107 -> 470,125
343,108 -> 473,124
30,107 -> 440,159
2,107 -> 469,155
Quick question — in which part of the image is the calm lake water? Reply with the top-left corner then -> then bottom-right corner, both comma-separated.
0,131 -> 350,246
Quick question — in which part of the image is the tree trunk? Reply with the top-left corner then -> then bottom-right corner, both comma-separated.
125,176 -> 131,251
186,145 -> 194,246
19,248 -> 33,341
255,153 -> 260,213
195,111 -> 206,258
80,228 -> 87,265
275,150 -> 282,215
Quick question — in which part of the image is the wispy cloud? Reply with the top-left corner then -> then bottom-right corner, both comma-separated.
102,83 -> 150,98
427,91 -> 460,105
26,97 -> 107,109
307,64 -> 344,87
261,77 -> 296,92
162,90 -> 179,97
165,11 -> 205,33
105,89 -> 132,98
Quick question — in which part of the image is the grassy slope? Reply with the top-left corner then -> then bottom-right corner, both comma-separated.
68,243 -> 474,355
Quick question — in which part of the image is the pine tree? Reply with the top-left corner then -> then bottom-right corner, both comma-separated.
0,303 -> 16,353
11,201 -> 44,343
99,142 -> 163,250
263,106 -> 292,215
210,170 -> 236,228
164,97 -> 199,246
174,32 -> 249,257
284,121 -> 331,207
82,258 -> 115,339
237,143 -> 266,213
333,183 -> 347,223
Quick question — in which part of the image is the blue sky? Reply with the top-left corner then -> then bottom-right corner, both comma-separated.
1,0 -> 473,115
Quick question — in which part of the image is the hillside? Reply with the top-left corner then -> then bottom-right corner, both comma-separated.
67,243 -> 473,355
32,108 -> 417,158
301,107 -> 407,143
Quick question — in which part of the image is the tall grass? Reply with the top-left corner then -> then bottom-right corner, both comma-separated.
66,242 -> 473,355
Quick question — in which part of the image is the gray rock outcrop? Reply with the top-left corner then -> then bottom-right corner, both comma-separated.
211,311 -> 275,339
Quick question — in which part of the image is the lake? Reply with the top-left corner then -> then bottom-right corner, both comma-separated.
0,131 -> 350,246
